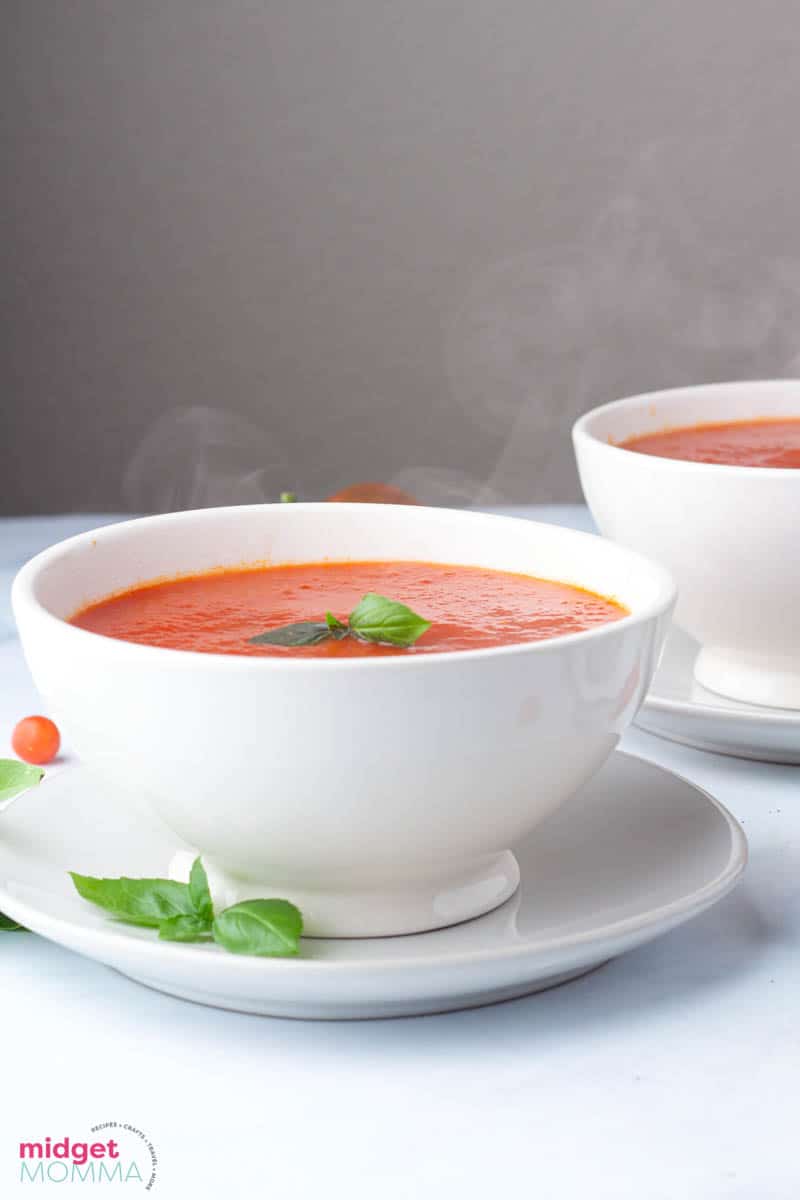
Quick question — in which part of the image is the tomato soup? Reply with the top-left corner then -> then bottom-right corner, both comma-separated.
621,417 -> 800,467
70,561 -> 626,657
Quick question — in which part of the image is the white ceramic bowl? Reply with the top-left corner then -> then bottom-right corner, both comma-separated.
12,504 -> 675,937
574,380 -> 800,709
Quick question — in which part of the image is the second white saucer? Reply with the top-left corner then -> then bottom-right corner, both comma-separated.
637,627 -> 800,764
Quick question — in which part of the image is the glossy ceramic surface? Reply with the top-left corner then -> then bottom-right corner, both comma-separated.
0,753 -> 746,1019
574,380 -> 800,708
11,504 -> 674,937
637,626 -> 800,763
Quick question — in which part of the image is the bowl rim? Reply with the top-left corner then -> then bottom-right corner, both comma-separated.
572,378 -> 800,478
11,504 -> 676,672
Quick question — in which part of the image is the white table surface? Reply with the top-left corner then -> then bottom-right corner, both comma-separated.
2,508 -> 798,1199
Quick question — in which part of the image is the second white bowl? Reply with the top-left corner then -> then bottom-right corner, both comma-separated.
574,380 -> 800,709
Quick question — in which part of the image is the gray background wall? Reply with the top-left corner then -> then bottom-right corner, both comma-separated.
5,1 -> 800,514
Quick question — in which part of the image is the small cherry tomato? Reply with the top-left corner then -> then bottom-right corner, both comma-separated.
326,482 -> 418,504
11,716 -> 61,765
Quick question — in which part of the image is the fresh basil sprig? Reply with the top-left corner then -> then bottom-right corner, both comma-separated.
69,858 -> 303,957
251,620 -> 336,647
213,899 -> 303,957
69,871 -> 200,927
0,912 -> 26,932
0,759 -> 46,932
250,592 -> 431,649
348,593 -> 431,646
188,855 -> 214,923
159,914 -> 212,942
0,759 -> 44,806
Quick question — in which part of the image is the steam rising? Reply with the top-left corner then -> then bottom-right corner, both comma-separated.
388,467 -> 501,508
123,408 -> 496,511
446,141 -> 800,499
125,144 -> 800,511
123,407 -> 292,512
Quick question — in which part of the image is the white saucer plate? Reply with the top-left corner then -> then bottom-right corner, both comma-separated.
0,752 -> 746,1019
637,628 -> 800,764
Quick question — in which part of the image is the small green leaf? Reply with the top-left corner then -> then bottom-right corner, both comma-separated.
158,914 -> 212,942
213,899 -> 303,957
0,760 -> 44,805
0,911 -> 26,932
249,621 -> 331,647
280,491 -> 297,503
325,611 -> 347,636
348,593 -> 431,647
188,857 -> 214,922
69,872 -> 196,927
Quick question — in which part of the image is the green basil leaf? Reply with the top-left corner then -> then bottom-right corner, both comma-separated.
69,872 -> 196,927
249,621 -> 331,647
279,491 -> 297,503
348,593 -> 431,647
0,759 -> 45,805
325,611 -> 348,636
188,857 -> 214,922
158,914 -> 212,942
213,899 -> 303,957
0,911 -> 26,932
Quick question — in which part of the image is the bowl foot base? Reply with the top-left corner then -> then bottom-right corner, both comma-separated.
168,849 -> 521,938
694,645 -> 800,710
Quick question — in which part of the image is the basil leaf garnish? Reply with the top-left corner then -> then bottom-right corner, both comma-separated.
0,911 -> 26,932
325,611 -> 346,633
69,873 -> 197,927
213,899 -> 303,957
188,857 -> 214,923
348,593 -> 431,647
1,762 -> 45,925
0,759 -> 44,805
158,914 -> 212,942
250,594 -> 430,649
69,862 -> 302,956
249,621 -> 331,647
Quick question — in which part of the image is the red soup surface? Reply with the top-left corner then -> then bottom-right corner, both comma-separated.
621,416 -> 800,467
70,562 -> 627,657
